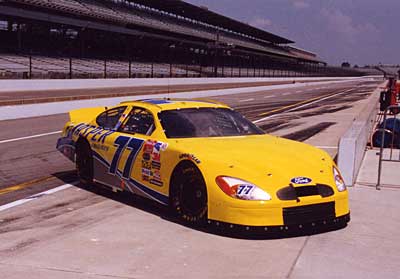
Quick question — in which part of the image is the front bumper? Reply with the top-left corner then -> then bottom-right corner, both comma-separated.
208,192 -> 350,227
208,213 -> 350,236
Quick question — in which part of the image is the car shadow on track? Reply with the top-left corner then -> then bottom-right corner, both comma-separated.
53,172 -> 349,240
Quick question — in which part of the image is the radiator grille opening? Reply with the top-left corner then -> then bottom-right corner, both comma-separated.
283,202 -> 335,225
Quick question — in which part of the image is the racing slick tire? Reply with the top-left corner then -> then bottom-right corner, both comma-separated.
76,138 -> 94,186
170,161 -> 208,227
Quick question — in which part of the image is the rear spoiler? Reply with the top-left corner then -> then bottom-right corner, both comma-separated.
69,107 -> 107,124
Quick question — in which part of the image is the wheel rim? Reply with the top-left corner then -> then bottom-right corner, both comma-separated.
180,176 -> 207,215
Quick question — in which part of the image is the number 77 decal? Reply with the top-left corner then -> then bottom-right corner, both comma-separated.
109,136 -> 144,179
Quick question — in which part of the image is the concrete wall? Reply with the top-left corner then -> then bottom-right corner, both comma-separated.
337,82 -> 386,186
0,77 -> 366,93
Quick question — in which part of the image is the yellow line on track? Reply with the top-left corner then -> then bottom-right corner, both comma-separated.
0,176 -> 55,196
258,91 -> 344,117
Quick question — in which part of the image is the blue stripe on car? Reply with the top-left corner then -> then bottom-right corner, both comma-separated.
91,150 -> 169,205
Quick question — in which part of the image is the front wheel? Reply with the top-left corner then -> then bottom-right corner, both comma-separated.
76,139 -> 94,185
170,162 -> 208,227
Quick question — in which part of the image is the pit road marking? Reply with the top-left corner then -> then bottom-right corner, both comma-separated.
254,88 -> 354,123
238,98 -> 255,102
0,131 -> 61,144
0,183 -> 77,212
0,176 -> 56,195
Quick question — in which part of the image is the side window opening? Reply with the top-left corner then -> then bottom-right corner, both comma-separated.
96,106 -> 127,130
119,107 -> 155,136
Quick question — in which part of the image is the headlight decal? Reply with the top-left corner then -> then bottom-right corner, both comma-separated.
216,176 -> 271,201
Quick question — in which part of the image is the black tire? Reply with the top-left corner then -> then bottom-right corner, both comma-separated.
170,161 -> 208,227
76,139 -> 94,185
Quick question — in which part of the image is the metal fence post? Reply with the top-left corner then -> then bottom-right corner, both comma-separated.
128,60 -> 132,78
151,62 -> 154,78
104,59 -> 107,79
69,58 -> 72,79
29,55 -> 32,79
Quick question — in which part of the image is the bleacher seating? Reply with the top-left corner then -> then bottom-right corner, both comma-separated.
0,54 -> 203,79
7,0 -> 294,59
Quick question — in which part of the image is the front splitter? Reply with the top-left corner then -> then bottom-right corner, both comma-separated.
207,213 -> 350,237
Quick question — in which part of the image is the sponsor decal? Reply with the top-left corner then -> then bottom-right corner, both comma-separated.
142,152 -> 151,161
154,142 -> 168,152
150,179 -> 163,187
142,160 -> 151,169
179,153 -> 201,164
153,170 -> 161,180
139,139 -> 167,185
144,140 -> 155,153
142,168 -> 152,176
151,161 -> 161,170
142,175 -> 150,182
92,143 -> 109,152
152,152 -> 161,163
291,177 -> 313,185
72,124 -> 115,144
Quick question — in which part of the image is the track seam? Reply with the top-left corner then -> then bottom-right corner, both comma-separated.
286,236 -> 310,278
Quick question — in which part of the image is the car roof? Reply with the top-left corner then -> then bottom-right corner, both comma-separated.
120,98 -> 230,111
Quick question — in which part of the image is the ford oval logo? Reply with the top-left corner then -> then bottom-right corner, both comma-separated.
291,177 -> 312,185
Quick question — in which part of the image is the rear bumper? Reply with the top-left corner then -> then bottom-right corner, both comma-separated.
56,137 -> 76,162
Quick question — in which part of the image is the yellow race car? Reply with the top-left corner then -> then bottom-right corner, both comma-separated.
57,99 -> 350,232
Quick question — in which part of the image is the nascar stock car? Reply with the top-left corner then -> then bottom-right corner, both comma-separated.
57,98 -> 350,232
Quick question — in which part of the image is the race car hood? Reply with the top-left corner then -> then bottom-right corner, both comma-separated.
173,134 -> 334,191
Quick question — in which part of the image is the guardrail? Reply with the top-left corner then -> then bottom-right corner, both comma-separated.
376,105 -> 400,190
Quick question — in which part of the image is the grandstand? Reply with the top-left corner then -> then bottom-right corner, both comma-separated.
0,0 -> 367,78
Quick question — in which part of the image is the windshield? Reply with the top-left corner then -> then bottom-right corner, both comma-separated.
158,108 -> 264,138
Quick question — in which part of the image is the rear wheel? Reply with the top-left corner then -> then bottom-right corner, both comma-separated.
76,139 -> 94,185
170,161 -> 208,227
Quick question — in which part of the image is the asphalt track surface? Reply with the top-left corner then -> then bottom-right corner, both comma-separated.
0,78 -> 381,207
0,79 -> 338,106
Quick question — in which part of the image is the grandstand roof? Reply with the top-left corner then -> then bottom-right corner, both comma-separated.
128,0 -> 295,45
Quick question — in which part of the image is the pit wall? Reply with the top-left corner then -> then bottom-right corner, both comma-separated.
338,81 -> 387,186
0,76 -> 371,93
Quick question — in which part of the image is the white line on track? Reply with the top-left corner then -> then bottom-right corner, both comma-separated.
263,95 -> 275,99
253,88 -> 354,124
238,98 -> 255,102
282,92 -> 291,96
295,90 -> 303,93
0,131 -> 61,144
0,182 -> 77,212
